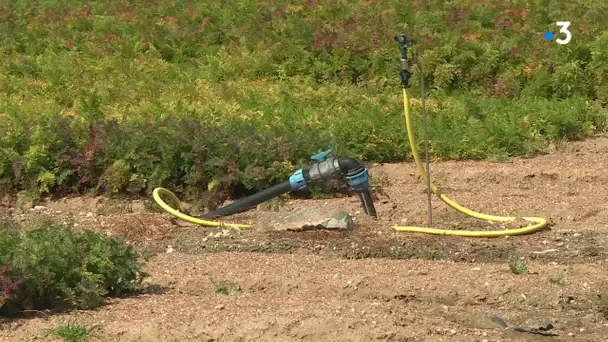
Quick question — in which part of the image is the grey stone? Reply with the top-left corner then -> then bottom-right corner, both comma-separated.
255,207 -> 354,232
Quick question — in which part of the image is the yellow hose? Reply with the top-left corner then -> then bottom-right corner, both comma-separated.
393,88 -> 547,236
152,187 -> 252,228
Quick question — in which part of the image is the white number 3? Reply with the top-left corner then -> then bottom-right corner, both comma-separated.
555,21 -> 572,45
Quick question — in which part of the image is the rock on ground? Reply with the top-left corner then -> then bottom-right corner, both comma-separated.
255,207 -> 354,231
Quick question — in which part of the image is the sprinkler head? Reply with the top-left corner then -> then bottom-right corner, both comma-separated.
394,34 -> 415,49
394,34 -> 408,44
394,33 -> 415,87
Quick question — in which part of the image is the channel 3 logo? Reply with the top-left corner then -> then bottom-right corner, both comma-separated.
544,21 -> 571,45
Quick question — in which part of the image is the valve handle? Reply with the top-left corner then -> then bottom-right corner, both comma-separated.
310,148 -> 333,162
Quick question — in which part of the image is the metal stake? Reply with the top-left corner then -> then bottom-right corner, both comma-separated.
418,60 -> 433,225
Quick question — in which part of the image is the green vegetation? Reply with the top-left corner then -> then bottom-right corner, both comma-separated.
0,219 -> 148,316
508,261 -> 528,275
52,322 -> 99,342
211,279 -> 241,295
548,274 -> 565,285
0,0 -> 607,203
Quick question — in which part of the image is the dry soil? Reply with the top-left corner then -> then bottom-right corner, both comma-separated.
1,135 -> 608,341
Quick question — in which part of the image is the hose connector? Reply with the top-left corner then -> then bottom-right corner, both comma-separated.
345,166 -> 376,217
289,168 -> 307,191
346,168 -> 370,191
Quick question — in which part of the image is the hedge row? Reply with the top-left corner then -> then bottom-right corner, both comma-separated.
0,0 -> 607,201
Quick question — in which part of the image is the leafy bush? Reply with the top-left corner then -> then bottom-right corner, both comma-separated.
0,220 -> 148,316
0,0 -> 607,201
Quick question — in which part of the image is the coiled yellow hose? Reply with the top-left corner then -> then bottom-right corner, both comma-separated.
152,187 -> 252,228
393,88 -> 547,236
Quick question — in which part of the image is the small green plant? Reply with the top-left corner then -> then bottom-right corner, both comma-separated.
211,279 -> 241,295
421,248 -> 446,260
549,274 -> 565,285
53,322 -> 99,342
508,261 -> 528,275
270,197 -> 280,212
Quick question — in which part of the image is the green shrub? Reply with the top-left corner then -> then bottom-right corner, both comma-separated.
0,0 -> 607,201
0,220 -> 148,316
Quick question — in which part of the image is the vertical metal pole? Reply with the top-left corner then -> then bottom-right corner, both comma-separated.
395,35 -> 432,226
418,61 -> 433,225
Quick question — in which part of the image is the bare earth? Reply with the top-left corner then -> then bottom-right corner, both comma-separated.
1,135 -> 608,341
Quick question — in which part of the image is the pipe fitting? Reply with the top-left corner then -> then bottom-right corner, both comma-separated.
337,157 -> 363,173
289,168 -> 307,191
307,157 -> 342,184
346,168 -> 370,191
305,156 -> 371,192
336,157 -> 370,191
205,150 -> 377,219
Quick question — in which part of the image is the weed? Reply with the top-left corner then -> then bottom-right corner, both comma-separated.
549,274 -> 565,285
421,248 -> 447,260
211,279 -> 241,295
508,261 -> 528,275
52,322 -> 99,342
271,197 -> 280,212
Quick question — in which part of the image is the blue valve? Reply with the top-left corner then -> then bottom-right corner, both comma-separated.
310,149 -> 333,163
